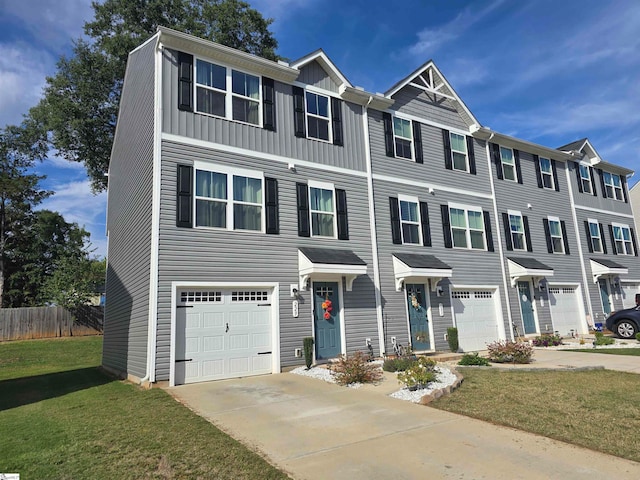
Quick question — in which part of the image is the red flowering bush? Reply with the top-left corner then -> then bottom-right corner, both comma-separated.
532,334 -> 562,347
330,351 -> 383,386
487,340 -> 533,364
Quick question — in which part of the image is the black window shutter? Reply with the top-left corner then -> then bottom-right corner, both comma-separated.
177,52 -> 193,112
262,77 -> 276,131
483,211 -> 494,252
599,223 -> 608,254
491,143 -> 503,179
442,129 -> 452,170
389,197 -> 402,244
523,216 -> 533,252
631,227 -> 638,256
176,164 -> 193,228
621,176 -> 629,203
441,205 -> 452,248
467,136 -> 476,175
543,219 -> 553,253
292,86 -> 306,138
331,97 -> 343,146
412,121 -> 423,163
265,177 -> 279,234
383,112 -> 394,157
502,213 -> 513,251
590,167 -> 597,196
419,202 -> 431,247
551,160 -> 560,192
598,169 -> 607,198
584,221 -> 593,253
534,154 -> 543,188
514,149 -> 523,184
296,183 -> 310,237
336,189 -> 349,240
609,224 -> 617,255
574,162 -> 583,193
560,220 -> 570,255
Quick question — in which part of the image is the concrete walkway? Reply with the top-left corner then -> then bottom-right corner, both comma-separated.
168,351 -> 640,480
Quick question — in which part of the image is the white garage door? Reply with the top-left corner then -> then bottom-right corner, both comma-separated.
621,283 -> 640,308
452,289 -> 500,352
548,286 -> 582,336
175,289 -> 272,385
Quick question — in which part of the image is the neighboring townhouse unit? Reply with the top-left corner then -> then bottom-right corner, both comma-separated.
631,182 -> 640,249
104,28 -> 640,386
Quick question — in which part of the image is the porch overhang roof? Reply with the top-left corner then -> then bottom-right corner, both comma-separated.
590,258 -> 628,283
392,253 -> 452,292
298,248 -> 367,292
507,257 -> 554,288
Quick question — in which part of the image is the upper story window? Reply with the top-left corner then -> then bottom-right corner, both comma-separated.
449,204 -> 485,250
309,182 -> 336,237
393,117 -> 413,160
195,59 -> 261,126
195,166 -> 263,232
612,224 -> 633,255
579,164 -> 593,194
305,91 -> 330,141
399,196 -> 421,245
450,133 -> 468,172
508,212 -> 527,251
539,157 -> 554,189
548,217 -> 564,254
500,146 -> 517,182
603,172 -> 624,201
588,219 -> 603,253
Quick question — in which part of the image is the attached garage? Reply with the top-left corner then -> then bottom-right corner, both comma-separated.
621,283 -> 640,308
548,285 -> 584,336
174,288 -> 275,385
452,289 -> 501,351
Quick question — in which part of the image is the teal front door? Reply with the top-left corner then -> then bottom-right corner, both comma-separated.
406,284 -> 430,351
599,279 -> 611,315
517,281 -> 536,334
314,282 -> 341,360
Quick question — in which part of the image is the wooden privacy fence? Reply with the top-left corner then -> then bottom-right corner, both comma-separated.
0,305 -> 103,341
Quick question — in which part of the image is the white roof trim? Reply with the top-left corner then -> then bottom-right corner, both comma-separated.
392,256 -> 452,292
507,259 -> 554,288
290,50 -> 352,88
298,251 -> 367,292
473,127 -> 576,162
590,259 -> 628,284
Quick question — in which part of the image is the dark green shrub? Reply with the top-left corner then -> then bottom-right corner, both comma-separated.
532,333 -> 563,347
458,352 -> 491,366
487,340 -> 533,364
382,356 -> 417,372
594,332 -> 615,346
447,327 -> 459,352
303,337 -> 314,369
331,351 -> 384,386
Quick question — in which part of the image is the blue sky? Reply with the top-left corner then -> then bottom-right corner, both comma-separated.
1,0 -> 639,258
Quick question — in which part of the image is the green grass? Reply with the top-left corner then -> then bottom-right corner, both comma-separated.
0,337 -> 289,479
567,348 -> 640,356
432,368 -> 640,462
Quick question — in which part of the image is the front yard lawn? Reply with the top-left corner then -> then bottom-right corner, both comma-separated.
0,337 -> 289,479
567,348 -> 640,356
432,368 -> 640,463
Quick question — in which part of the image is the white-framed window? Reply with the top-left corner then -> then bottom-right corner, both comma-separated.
195,58 -> 261,126
612,223 -> 634,255
305,91 -> 331,142
450,132 -> 468,172
194,162 -> 264,232
548,216 -> 564,254
398,195 -> 421,245
539,157 -> 554,189
500,146 -> 517,182
579,163 -> 593,194
393,116 -> 413,160
508,211 -> 526,251
309,181 -> 336,237
603,172 -> 624,201
449,203 -> 485,250
588,219 -> 603,253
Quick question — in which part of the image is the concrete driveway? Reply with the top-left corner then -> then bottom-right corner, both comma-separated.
168,359 -> 640,480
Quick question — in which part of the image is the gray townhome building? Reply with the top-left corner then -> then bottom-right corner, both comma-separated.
103,28 -> 640,386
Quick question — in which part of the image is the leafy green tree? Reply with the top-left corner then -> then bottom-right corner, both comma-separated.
29,0 -> 279,191
42,257 -> 106,310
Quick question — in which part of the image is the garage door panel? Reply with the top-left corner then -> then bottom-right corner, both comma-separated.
229,357 -> 250,375
549,286 -> 582,336
622,284 -> 639,308
453,289 -> 500,352
203,336 -> 223,352
186,312 -> 201,328
203,312 -> 224,327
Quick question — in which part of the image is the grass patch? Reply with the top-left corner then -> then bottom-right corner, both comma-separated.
0,337 -> 288,479
567,348 -> 640,356
431,369 -> 640,462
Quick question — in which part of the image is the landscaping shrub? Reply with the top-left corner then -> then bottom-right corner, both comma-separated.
331,351 -> 383,386
397,356 -> 439,390
532,333 -> 563,347
382,355 -> 417,372
458,352 -> 491,366
487,340 -> 533,364
303,337 -> 314,369
594,332 -> 615,346
636,333 -> 640,342
447,327 -> 459,352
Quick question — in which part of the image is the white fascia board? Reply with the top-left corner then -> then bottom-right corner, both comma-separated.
590,259 -> 628,283
507,259 -> 554,287
473,127 -> 576,162
594,159 -> 635,177
339,85 -> 394,109
298,251 -> 367,292
157,27 -> 299,84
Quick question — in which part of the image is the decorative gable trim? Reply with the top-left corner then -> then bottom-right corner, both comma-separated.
290,49 -> 352,89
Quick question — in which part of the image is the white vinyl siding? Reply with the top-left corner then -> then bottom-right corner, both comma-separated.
500,146 -> 517,182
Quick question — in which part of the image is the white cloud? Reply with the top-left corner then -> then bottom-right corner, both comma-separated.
249,0 -> 314,21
